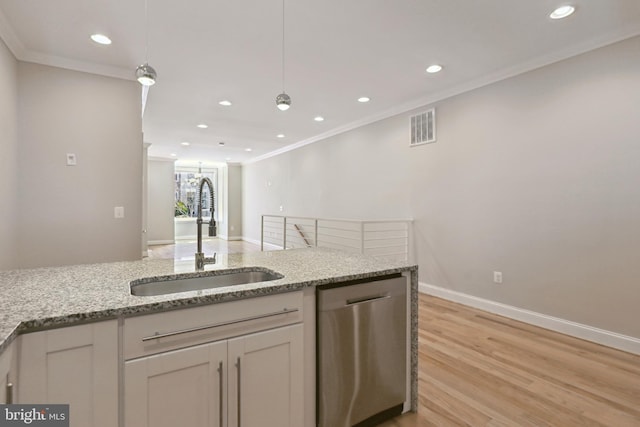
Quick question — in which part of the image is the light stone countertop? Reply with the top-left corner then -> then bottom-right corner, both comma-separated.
0,247 -> 418,355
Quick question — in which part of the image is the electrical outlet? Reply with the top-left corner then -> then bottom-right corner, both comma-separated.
493,271 -> 503,284
114,206 -> 125,219
66,153 -> 77,166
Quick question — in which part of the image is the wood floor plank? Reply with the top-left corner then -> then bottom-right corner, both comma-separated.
381,294 -> 640,427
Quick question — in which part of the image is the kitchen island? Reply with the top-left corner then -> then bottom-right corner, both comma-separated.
0,247 -> 418,426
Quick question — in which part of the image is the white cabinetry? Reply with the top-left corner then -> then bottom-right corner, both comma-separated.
17,321 -> 118,427
126,340 -> 227,427
124,291 -> 304,427
227,325 -> 303,427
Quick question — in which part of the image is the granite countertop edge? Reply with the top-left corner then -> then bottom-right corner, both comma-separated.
0,248 -> 417,355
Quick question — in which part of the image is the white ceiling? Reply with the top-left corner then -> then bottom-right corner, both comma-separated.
1,0 -> 639,164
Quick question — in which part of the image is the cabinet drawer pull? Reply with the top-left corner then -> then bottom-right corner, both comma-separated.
236,357 -> 242,427
218,361 -> 223,427
141,308 -> 300,342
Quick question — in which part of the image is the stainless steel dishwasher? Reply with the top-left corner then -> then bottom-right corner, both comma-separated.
317,274 -> 407,427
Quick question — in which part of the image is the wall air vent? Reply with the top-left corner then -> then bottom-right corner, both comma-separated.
410,108 -> 436,146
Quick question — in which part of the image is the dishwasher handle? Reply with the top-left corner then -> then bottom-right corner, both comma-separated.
345,294 -> 391,306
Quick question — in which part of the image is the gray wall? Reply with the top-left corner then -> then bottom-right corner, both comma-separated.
0,38 -> 18,270
147,158 -> 176,244
243,36 -> 640,338
227,163 -> 243,240
16,62 -> 143,268
217,163 -> 243,240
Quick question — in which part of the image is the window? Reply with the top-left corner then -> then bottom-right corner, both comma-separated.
174,167 -> 218,219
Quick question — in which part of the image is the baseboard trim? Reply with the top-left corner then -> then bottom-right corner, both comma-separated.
148,240 -> 175,246
243,237 -> 261,246
419,283 -> 640,355
243,237 -> 283,250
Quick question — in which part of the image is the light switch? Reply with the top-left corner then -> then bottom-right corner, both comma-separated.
66,153 -> 77,166
114,206 -> 125,219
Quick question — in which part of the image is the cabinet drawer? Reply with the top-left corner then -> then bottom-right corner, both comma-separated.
124,291 -> 303,360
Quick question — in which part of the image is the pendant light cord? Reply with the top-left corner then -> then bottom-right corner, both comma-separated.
144,0 -> 149,63
281,0 -> 285,92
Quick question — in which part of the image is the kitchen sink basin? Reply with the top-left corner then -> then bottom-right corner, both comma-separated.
130,268 -> 284,296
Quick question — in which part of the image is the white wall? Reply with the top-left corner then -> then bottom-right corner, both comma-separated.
147,158 -> 175,244
243,36 -> 640,339
0,37 -> 18,270
16,62 -> 143,268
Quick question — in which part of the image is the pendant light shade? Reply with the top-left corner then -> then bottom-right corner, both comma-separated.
276,92 -> 291,111
136,63 -> 157,86
136,0 -> 157,86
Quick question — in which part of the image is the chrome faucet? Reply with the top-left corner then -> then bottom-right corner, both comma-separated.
195,177 -> 217,271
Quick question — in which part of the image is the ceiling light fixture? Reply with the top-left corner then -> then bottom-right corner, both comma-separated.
219,100 -> 232,106
275,0 -> 291,111
550,5 -> 575,19
314,116 -> 325,122
181,141 -> 190,146
426,64 -> 443,74
90,34 -> 112,45
245,148 -> 253,152
358,97 -> 370,103
135,0 -> 157,86
277,134 -> 285,138
197,124 -> 208,129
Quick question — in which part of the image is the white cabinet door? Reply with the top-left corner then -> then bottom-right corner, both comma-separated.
125,323 -> 303,427
125,340 -> 227,427
227,324 -> 303,427
17,321 -> 118,427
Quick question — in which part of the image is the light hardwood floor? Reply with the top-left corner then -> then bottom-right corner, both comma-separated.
147,243 -> 640,426
381,294 -> 640,427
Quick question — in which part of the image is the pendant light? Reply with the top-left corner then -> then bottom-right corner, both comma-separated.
136,0 -> 157,86
275,0 -> 291,111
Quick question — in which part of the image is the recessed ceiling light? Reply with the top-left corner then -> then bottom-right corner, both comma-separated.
314,116 -> 325,122
245,148 -> 252,152
550,5 -> 575,19
90,34 -> 112,45
277,134 -> 285,138
219,100 -> 232,106
181,141 -> 190,146
196,124 -> 208,129
170,153 -> 177,157
218,142 -> 225,146
225,157 -> 232,161
357,97 -> 370,103
426,65 -> 443,74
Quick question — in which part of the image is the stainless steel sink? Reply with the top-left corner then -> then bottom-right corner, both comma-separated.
130,268 -> 284,296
